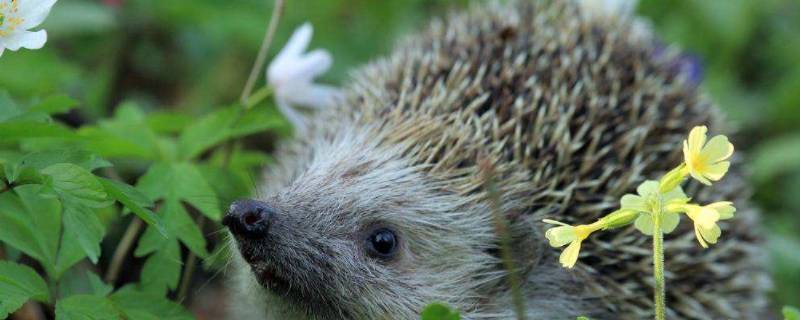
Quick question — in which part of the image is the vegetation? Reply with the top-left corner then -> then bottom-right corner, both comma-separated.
0,0 -> 797,319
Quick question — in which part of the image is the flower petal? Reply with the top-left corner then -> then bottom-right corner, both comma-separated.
636,180 -> 659,197
702,161 -> 730,181
275,96 -> 308,133
687,126 -> 707,154
696,207 -> 720,229
620,194 -> 647,212
1,30 -> 48,50
545,225 -> 577,247
701,135 -> 734,163
634,213 -> 654,235
662,186 -> 688,202
559,241 -> 582,268
689,170 -> 712,185
16,0 -> 57,29
280,83 -> 341,110
278,22 -> 313,61
661,212 -> 681,234
293,49 -> 333,80
708,201 -> 735,220
701,224 -> 721,245
694,224 -> 708,248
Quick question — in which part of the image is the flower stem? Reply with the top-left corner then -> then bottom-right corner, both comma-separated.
652,206 -> 666,320
239,0 -> 285,106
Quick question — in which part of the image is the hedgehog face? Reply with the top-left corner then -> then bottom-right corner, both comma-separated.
225,129 -> 503,319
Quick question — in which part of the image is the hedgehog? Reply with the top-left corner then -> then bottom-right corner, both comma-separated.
223,0 -> 770,319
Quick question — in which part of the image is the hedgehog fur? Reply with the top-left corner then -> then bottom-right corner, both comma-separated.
226,1 -> 770,319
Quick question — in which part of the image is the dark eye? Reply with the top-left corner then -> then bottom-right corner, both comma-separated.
367,228 -> 398,258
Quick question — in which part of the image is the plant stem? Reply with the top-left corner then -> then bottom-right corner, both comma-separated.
178,215 -> 206,302
480,160 -> 527,320
652,207 -> 666,320
105,217 -> 144,284
239,0 -> 285,106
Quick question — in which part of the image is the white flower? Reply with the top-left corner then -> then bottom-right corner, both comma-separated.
578,0 -> 637,19
267,22 -> 342,133
0,0 -> 57,57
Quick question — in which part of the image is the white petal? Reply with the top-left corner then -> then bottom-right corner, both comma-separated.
284,23 -> 313,56
267,24 -> 314,84
17,0 -> 57,29
293,49 -> 332,80
2,30 -> 48,50
275,97 -> 308,134
0,46 -> 5,57
284,84 -> 341,109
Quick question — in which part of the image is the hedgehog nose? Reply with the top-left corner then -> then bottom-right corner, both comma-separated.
223,199 -> 275,239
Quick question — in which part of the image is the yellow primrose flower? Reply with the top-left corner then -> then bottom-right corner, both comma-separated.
543,219 -> 601,268
683,126 -> 734,185
683,202 -> 736,248
620,180 -> 688,235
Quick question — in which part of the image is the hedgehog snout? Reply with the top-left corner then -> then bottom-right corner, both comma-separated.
223,199 -> 276,239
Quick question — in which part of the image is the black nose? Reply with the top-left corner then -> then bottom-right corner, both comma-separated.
223,199 -> 275,238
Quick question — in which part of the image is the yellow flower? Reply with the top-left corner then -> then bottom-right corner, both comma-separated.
683,126 -> 734,185
620,180 -> 688,235
683,202 -> 735,248
543,219 -> 599,268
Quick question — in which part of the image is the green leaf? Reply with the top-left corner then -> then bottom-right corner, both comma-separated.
177,105 -> 286,160
785,306 -> 800,320
77,103 -> 164,160
0,185 -> 61,276
62,202 -> 105,264
42,163 -> 110,208
138,162 -> 221,220
0,121 -> 76,140
138,239 -> 182,295
99,178 -> 166,235
109,287 -> 193,320
0,261 -> 50,318
135,199 -> 206,258
55,295 -> 121,320
420,302 -> 460,320
6,149 -> 111,183
58,270 -> 113,298
146,112 -> 193,134
29,94 -> 79,115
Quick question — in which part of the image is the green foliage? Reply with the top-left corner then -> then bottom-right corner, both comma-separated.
0,91 -> 285,318
420,303 -> 461,320
785,306 -> 800,320
0,261 -> 49,318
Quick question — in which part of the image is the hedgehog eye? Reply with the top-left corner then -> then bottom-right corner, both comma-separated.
366,228 -> 398,259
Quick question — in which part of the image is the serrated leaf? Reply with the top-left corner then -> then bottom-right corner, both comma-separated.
110,287 -> 193,320
77,103 -> 163,160
55,295 -> 121,320
138,162 -> 221,220
420,302 -> 460,320
0,185 -> 61,276
29,95 -> 79,115
42,163 -> 110,208
134,200 -> 206,258
99,178 -> 165,235
177,105 -> 286,160
6,150 -> 112,183
139,239 -> 182,295
58,269 -> 113,298
0,121 -> 76,140
62,202 -> 105,264
0,261 -> 50,319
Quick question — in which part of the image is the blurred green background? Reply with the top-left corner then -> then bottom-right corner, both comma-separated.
0,0 -> 798,311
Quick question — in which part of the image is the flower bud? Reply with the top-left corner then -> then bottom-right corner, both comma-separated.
600,209 -> 639,229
